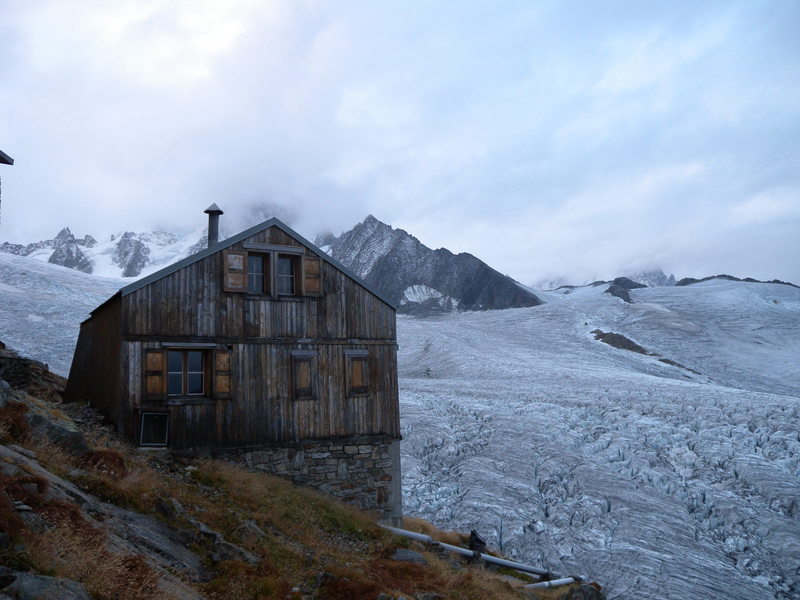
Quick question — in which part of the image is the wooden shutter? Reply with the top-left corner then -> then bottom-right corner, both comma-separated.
223,250 -> 247,292
302,256 -> 322,296
145,349 -> 164,398
214,350 -> 231,398
292,357 -> 314,400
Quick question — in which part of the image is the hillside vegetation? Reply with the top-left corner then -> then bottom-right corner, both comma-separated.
0,343 -> 599,600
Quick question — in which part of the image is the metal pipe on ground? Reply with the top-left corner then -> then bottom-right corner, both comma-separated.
380,525 -> 549,577
525,577 -> 576,589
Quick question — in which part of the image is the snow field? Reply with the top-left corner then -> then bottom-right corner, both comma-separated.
399,281 -> 800,599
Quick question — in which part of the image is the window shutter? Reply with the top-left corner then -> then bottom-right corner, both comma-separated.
223,250 -> 248,292
145,350 -> 164,398
214,350 -> 232,398
302,256 -> 322,296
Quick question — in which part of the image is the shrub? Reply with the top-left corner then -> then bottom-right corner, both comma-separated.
0,401 -> 31,443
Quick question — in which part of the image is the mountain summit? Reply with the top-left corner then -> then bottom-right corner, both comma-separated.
318,215 -> 541,314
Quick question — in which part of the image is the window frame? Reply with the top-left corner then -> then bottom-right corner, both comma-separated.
345,349 -> 369,397
291,350 -> 318,401
227,244 -> 321,299
276,253 -> 298,296
166,349 -> 209,397
139,411 -> 169,446
246,253 -> 270,295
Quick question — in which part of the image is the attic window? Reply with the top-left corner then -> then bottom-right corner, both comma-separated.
247,254 -> 269,294
277,255 -> 298,295
224,249 -> 321,298
140,412 -> 168,446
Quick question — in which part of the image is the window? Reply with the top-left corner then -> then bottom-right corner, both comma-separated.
167,350 -> 206,396
224,248 -> 321,298
140,412 -> 168,446
144,347 -> 228,400
291,350 -> 317,400
277,255 -> 296,295
247,254 -> 268,294
345,350 -> 369,396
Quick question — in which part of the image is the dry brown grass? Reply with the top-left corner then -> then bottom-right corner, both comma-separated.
6,405 -> 538,600
0,400 -> 31,443
25,518 -> 163,600
402,515 -> 469,546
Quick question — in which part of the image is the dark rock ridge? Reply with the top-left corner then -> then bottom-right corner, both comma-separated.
113,232 -> 150,277
676,274 -> 799,289
605,284 -> 633,303
318,215 -> 542,313
604,277 -> 646,303
48,228 -> 93,273
1,227 -> 95,274
624,269 -> 676,287
590,329 -> 701,376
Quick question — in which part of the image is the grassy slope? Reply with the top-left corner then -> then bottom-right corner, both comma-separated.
0,366 -> 579,600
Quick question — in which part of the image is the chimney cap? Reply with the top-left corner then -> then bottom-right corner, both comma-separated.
204,203 -> 223,215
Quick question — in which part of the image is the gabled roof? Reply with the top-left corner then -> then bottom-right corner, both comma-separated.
0,149 -> 13,165
109,217 -> 396,310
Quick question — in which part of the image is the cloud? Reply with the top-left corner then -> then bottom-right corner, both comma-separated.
0,0 -> 798,284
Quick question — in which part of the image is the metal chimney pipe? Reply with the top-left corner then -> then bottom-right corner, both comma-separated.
204,203 -> 223,247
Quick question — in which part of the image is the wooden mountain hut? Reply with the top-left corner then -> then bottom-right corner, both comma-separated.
65,206 -> 401,520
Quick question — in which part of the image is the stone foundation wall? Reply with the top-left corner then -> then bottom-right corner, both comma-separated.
226,437 -> 402,522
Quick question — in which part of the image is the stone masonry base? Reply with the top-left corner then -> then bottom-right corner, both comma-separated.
224,437 -> 402,523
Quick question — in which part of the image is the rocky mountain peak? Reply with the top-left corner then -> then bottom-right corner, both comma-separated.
109,231 -> 153,277
625,269 -> 676,287
48,239 -> 92,273
325,215 -> 541,314
54,227 -> 74,242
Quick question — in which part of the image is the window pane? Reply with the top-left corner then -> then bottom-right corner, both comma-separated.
247,255 -> 264,293
277,276 -> 293,295
352,358 -> 365,388
167,351 -> 183,373
277,256 -> 294,276
294,358 -> 312,397
187,373 -> 204,395
167,373 -> 183,395
141,413 -> 168,445
187,351 -> 203,372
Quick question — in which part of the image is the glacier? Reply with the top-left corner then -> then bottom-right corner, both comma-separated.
0,252 -> 798,599
399,281 -> 800,599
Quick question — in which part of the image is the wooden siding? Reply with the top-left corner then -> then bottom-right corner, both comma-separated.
131,340 -> 398,450
122,226 -> 396,341
65,296 -> 125,433
70,223 -> 399,451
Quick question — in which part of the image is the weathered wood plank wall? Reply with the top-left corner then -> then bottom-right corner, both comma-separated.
108,225 -> 399,451
65,297 -> 124,428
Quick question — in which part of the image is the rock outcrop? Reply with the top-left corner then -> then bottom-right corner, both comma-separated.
319,215 -> 541,314
113,232 -> 151,277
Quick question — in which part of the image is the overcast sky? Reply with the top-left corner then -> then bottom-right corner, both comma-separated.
1,1 -> 798,285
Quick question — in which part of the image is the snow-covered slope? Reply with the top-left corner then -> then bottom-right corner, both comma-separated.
2,227 -> 209,279
400,280 -> 800,600
0,252 -> 122,374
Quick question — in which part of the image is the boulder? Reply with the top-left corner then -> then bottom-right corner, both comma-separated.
0,568 -> 91,600
559,583 -> 606,600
